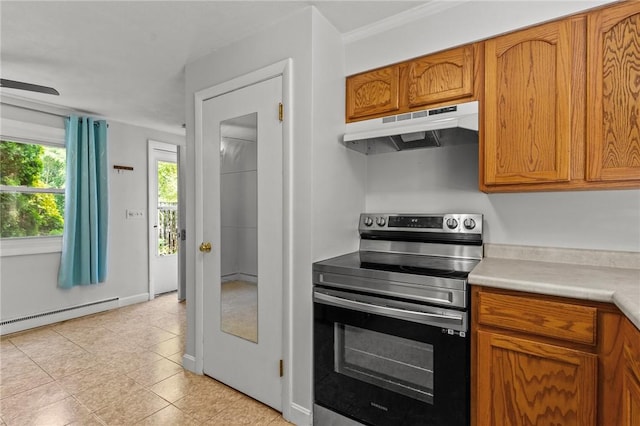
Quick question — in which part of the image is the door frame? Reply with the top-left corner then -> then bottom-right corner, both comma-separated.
147,140 -> 179,300
193,59 -> 293,414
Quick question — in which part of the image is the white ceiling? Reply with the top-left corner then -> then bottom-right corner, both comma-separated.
0,1 -> 433,135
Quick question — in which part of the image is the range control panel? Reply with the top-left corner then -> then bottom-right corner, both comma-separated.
359,213 -> 483,234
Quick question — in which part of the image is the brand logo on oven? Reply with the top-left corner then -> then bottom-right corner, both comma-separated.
370,402 -> 389,412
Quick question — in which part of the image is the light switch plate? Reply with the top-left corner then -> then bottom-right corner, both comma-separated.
126,209 -> 144,219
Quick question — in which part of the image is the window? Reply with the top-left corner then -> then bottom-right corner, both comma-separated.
0,140 -> 66,238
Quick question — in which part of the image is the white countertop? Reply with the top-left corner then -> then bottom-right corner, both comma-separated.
469,244 -> 640,330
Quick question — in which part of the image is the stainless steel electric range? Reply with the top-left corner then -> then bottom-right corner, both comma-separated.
313,213 -> 483,426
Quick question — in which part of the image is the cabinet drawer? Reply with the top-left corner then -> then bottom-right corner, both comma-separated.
477,291 -> 597,345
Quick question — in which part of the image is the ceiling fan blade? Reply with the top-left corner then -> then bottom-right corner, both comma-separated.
0,79 -> 59,95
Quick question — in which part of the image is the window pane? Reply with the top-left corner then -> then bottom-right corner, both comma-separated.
1,192 -> 65,238
1,140 -> 66,239
157,160 -> 178,255
0,141 -> 66,189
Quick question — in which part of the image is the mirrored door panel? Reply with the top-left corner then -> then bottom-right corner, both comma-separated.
219,113 -> 258,343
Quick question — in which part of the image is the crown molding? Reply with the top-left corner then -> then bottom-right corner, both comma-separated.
342,1 -> 470,44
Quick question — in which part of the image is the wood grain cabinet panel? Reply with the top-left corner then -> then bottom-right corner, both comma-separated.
477,330 -> 597,426
587,2 -> 640,182
477,291 -> 597,345
407,45 -> 474,107
623,318 -> 640,426
484,20 -> 573,186
346,65 -> 399,121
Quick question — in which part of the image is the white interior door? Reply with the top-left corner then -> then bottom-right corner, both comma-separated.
148,141 -> 179,296
202,76 -> 283,410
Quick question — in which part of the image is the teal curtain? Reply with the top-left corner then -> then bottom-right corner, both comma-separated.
58,116 -> 109,288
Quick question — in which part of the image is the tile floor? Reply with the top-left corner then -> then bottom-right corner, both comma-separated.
0,293 -> 292,425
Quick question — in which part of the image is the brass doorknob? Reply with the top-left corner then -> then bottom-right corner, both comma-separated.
199,242 -> 212,253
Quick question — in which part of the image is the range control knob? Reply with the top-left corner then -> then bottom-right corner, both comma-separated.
446,218 -> 459,230
363,216 -> 374,227
376,217 -> 386,227
463,218 -> 476,230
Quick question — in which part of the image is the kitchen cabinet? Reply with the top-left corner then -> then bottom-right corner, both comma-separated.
623,317 -> 640,425
472,286 -> 630,426
482,19 -> 575,187
345,44 -> 479,122
346,65 -> 399,121
474,289 -> 597,425
406,45 -> 474,108
586,2 -> 640,183
481,1 -> 640,192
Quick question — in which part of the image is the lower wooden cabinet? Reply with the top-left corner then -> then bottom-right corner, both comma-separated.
476,329 -> 597,425
623,317 -> 640,426
472,286 -> 639,426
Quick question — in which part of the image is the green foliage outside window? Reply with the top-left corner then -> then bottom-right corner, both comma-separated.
157,161 -> 178,256
0,140 -> 66,238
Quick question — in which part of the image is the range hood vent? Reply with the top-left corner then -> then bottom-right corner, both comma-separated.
344,101 -> 478,155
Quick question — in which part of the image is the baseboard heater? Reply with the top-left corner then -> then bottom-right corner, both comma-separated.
0,297 -> 119,335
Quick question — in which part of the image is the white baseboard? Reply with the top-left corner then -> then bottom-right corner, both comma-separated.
0,297 -> 119,336
287,402 -> 312,426
119,293 -> 150,307
182,353 -> 197,372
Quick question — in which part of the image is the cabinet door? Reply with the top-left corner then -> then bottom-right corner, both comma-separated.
477,330 -> 597,426
407,45 -> 474,107
587,3 -> 640,182
623,318 -> 640,426
484,20 -> 572,185
346,65 -> 399,121
623,357 -> 640,426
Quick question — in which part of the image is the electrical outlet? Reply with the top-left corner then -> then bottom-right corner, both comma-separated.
126,209 -> 144,219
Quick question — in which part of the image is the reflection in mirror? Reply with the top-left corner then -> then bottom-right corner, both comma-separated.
219,113 -> 258,343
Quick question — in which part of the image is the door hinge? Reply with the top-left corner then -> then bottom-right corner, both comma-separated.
278,103 -> 284,122
279,359 -> 284,377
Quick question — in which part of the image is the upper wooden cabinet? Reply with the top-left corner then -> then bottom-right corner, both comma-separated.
345,44 -> 479,122
483,20 -> 574,186
481,2 -> 640,192
407,45 -> 474,108
586,2 -> 640,182
346,65 -> 400,121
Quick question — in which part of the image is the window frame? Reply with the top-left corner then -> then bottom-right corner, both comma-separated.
0,118 -> 66,257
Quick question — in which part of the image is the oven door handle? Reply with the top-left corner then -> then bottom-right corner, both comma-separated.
314,290 -> 465,329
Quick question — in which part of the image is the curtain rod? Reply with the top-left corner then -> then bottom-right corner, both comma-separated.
1,98 -> 105,121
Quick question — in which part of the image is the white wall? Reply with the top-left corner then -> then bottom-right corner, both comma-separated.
0,114 -> 185,323
184,6 -> 365,424
366,144 -> 640,252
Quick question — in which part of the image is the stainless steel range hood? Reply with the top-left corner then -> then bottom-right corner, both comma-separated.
343,100 -> 478,155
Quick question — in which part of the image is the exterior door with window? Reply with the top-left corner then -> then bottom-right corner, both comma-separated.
149,142 -> 179,296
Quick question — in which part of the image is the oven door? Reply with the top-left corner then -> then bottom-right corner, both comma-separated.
313,287 -> 469,426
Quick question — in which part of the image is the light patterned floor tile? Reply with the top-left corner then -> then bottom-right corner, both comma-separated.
0,294 -> 292,426
56,363 -> 122,395
136,404 -> 200,425
173,383 -> 243,422
149,370 -> 212,403
149,335 -> 183,357
204,396 -> 280,425
3,396 -> 92,426
0,381 -> 69,421
94,388 -> 168,425
0,366 -> 53,400
32,350 -> 97,380
74,374 -> 142,412
127,358 -> 182,387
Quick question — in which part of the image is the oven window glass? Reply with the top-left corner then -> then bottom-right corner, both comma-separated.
334,324 -> 434,404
